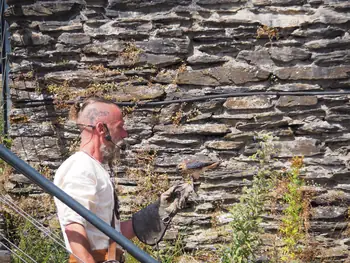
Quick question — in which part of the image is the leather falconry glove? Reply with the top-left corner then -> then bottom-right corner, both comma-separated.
132,182 -> 194,245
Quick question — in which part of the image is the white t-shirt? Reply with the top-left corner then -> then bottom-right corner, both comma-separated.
54,151 -> 121,251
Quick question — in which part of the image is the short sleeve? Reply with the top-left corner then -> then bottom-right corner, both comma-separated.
55,162 -> 98,227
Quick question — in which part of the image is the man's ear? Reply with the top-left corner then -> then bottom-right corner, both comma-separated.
95,122 -> 105,136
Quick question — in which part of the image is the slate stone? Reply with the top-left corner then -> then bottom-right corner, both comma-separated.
305,39 -> 350,50
187,53 -> 228,65
38,21 -> 83,32
58,33 -> 91,45
108,53 -> 181,68
83,40 -> 125,55
276,96 -> 318,107
237,48 -> 274,66
11,31 -> 54,46
5,1 -> 85,18
107,0 -> 192,10
44,70 -> 128,88
313,50 -> 350,66
296,120 -> 344,134
311,206 -> 348,220
291,27 -> 345,39
224,96 -> 273,109
176,66 -> 270,86
148,135 -> 200,146
154,124 -> 230,135
275,66 -> 350,80
136,38 -> 190,55
269,83 -> 322,91
83,20 -> 152,38
252,0 -> 304,5
206,141 -> 244,150
274,137 -> 322,157
269,47 -> 311,62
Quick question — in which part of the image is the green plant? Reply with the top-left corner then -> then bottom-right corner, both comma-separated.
279,156 -> 305,262
6,216 -> 68,263
125,149 -> 169,213
126,232 -> 186,263
221,132 -> 278,263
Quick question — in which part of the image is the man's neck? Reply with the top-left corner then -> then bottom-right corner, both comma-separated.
80,144 -> 103,163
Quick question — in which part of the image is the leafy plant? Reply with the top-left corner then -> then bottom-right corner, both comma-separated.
221,132 -> 278,263
6,217 -> 68,263
279,156 -> 305,262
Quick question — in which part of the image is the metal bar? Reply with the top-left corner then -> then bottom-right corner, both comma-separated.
1,0 -> 9,135
0,144 -> 159,263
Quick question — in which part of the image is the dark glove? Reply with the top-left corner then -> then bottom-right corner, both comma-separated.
132,182 -> 194,245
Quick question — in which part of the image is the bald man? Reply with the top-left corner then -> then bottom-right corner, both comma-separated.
54,97 -> 131,263
54,97 -> 193,263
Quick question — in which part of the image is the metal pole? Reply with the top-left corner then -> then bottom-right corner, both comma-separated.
0,144 -> 159,263
1,0 -> 9,135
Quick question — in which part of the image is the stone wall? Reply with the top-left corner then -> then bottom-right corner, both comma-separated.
3,0 -> 350,262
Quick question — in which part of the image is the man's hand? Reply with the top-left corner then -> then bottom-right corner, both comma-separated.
160,182 -> 194,217
65,223 -> 96,263
132,182 -> 195,245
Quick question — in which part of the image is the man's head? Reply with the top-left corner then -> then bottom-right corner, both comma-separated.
71,97 -> 128,164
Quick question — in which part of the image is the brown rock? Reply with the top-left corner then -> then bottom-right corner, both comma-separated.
154,124 -> 230,135
277,96 -> 318,107
206,141 -> 244,150
224,96 -> 273,109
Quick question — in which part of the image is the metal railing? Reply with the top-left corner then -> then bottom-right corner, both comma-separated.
0,0 -> 10,136
0,145 -> 159,263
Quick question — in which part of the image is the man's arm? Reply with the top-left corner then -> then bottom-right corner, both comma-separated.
65,223 -> 96,263
120,220 -> 135,239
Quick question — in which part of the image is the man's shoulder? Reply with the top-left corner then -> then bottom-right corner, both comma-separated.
54,152 -> 94,181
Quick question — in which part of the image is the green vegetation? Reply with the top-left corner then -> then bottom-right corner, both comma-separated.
221,133 -> 278,263
5,215 -> 68,263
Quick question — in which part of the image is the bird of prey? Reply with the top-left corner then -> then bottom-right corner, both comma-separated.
176,159 -> 220,180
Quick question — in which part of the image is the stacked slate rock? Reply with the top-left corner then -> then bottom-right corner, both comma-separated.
2,0 -> 350,262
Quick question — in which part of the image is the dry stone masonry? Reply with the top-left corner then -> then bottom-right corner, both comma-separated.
2,0 -> 350,261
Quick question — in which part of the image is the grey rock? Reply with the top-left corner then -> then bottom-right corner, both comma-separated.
5,1 -> 85,18
136,38 -> 190,55
291,27 -> 345,38
154,124 -> 230,135
296,119 -> 344,134
269,47 -> 311,62
187,53 -> 228,65
237,48 -> 274,66
252,0 -> 304,5
58,33 -> 91,45
148,135 -> 200,146
269,83 -> 322,91
206,140 -> 244,150
305,38 -> 350,50
311,206 -> 348,220
313,50 -> 350,66
176,66 -> 270,86
275,66 -> 350,80
274,137 -> 322,157
108,53 -> 181,68
107,0 -> 192,10
38,21 -> 83,32
83,40 -> 125,55
11,31 -> 54,46
83,20 -> 152,38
